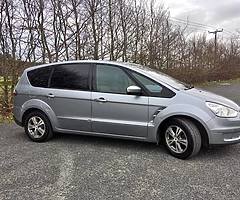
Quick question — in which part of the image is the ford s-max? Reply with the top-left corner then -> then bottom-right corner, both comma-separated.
13,60 -> 240,159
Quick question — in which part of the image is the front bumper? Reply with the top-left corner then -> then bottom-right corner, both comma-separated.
207,117 -> 240,145
210,127 -> 240,144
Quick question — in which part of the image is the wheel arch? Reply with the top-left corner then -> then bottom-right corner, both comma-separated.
157,114 -> 209,147
20,99 -> 57,130
22,108 -> 48,126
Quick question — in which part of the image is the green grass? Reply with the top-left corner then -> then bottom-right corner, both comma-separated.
0,113 -> 13,123
0,76 -> 14,123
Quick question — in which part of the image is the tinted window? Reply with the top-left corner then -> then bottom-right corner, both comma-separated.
27,66 -> 52,88
131,71 -> 175,98
50,64 -> 90,90
96,65 -> 136,94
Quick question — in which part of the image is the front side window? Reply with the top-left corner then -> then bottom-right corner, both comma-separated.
96,65 -> 136,94
132,72 -> 163,93
131,71 -> 175,98
50,64 -> 90,90
27,66 -> 52,88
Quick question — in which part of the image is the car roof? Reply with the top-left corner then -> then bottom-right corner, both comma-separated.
25,60 -> 138,71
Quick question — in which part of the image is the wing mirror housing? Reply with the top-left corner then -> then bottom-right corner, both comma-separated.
127,85 -> 142,95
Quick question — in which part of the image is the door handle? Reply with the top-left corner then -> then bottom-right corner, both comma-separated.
47,93 -> 55,98
95,97 -> 107,103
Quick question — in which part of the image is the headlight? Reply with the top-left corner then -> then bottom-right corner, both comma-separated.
206,102 -> 238,118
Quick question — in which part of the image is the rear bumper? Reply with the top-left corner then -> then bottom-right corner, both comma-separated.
13,115 -> 23,127
13,106 -> 23,127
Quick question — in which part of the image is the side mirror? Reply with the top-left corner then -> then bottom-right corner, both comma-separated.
127,85 -> 142,95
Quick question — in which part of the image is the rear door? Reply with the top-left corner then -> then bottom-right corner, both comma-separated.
91,64 -> 149,138
46,63 -> 92,132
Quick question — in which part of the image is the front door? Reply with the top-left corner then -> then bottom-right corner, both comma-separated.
91,64 -> 149,138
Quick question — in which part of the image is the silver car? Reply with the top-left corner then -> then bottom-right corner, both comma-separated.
13,60 -> 240,159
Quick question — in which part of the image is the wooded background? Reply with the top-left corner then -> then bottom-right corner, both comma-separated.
0,0 -> 240,118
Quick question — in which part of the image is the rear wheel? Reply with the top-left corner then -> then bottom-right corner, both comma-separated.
24,111 -> 53,142
164,118 -> 202,159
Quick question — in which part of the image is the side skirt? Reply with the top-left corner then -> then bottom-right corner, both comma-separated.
55,127 -> 153,143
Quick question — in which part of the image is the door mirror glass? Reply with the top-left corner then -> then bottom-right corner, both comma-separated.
127,85 -> 142,95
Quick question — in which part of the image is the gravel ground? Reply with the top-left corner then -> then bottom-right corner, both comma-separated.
0,83 -> 240,200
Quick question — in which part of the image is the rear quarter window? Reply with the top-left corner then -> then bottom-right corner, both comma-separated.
27,66 -> 52,88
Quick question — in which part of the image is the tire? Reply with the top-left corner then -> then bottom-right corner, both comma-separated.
164,118 -> 202,159
24,111 -> 54,142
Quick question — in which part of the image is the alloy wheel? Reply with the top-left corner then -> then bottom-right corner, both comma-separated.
27,116 -> 46,139
165,125 -> 188,154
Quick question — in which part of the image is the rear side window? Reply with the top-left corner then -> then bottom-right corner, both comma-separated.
50,64 -> 90,91
27,66 -> 52,88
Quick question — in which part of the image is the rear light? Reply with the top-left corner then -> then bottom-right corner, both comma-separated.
13,89 -> 18,96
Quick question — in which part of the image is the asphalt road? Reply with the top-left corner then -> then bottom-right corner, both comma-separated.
0,83 -> 240,200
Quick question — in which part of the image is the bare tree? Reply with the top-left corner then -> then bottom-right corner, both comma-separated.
85,0 -> 101,60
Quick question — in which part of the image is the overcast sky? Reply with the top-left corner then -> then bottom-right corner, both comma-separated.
158,0 -> 240,39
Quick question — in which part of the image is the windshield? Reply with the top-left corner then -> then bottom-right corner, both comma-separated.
126,63 -> 193,90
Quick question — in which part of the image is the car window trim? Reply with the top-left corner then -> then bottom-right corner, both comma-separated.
47,66 -> 54,88
92,63 -> 148,96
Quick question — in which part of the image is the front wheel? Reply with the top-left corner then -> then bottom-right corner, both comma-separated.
24,111 -> 54,142
164,118 -> 202,159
